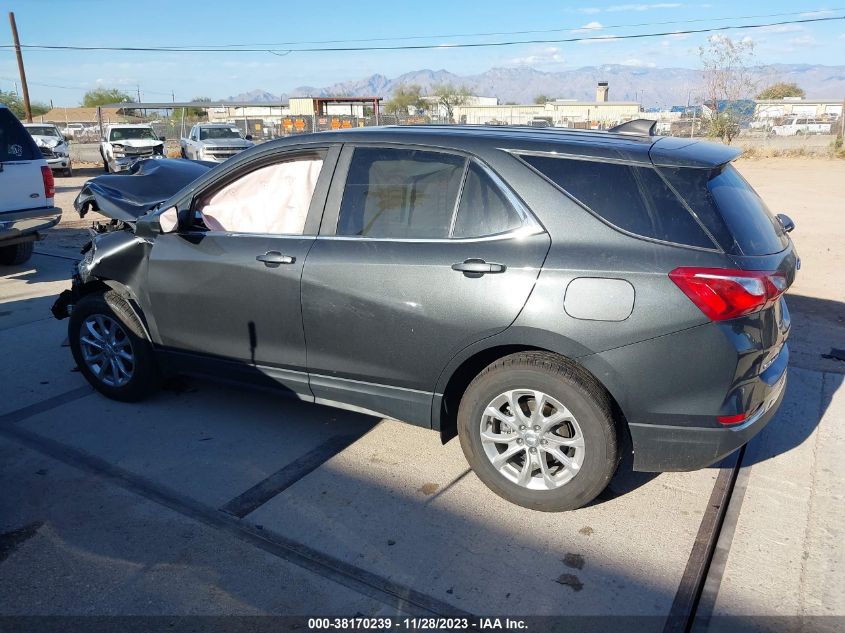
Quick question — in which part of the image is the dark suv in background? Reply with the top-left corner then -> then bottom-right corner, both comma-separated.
54,123 -> 796,511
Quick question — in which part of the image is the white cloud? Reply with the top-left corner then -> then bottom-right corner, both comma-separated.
572,21 -> 604,34
787,35 -> 817,47
509,46 -> 565,67
578,7 -> 602,14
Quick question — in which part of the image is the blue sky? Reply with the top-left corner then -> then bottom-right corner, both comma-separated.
1,0 -> 843,105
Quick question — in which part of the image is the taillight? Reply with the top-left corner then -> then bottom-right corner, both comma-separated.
41,165 -> 55,200
669,267 -> 786,321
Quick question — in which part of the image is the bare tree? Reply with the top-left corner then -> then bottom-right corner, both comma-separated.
699,35 -> 757,144
431,83 -> 471,123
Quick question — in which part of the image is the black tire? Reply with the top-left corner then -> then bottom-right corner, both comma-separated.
457,352 -> 620,512
180,147 -> 187,159
64,164 -> 73,177
69,290 -> 159,402
0,241 -> 34,265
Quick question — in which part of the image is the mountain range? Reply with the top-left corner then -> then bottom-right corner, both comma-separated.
225,64 -> 845,108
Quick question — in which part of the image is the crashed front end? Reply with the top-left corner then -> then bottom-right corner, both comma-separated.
52,158 -> 213,321
109,140 -> 166,173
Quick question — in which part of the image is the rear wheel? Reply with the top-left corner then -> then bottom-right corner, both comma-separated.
64,163 -> 73,177
0,241 -> 34,265
457,352 -> 619,511
69,290 -> 159,402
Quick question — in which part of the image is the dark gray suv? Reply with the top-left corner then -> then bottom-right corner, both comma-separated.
53,124 -> 796,511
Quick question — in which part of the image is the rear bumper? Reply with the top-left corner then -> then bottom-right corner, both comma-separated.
629,361 -> 787,472
0,206 -> 62,244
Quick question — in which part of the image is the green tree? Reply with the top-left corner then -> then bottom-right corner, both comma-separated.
431,83 -> 471,122
384,84 -> 424,118
184,96 -> 211,117
82,87 -> 133,107
756,82 -> 805,100
534,94 -> 551,104
0,90 -> 49,119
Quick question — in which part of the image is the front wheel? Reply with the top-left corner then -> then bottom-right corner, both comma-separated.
69,290 -> 159,402
457,352 -> 620,511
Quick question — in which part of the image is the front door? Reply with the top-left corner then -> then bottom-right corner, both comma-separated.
301,146 -> 550,423
146,148 -> 336,395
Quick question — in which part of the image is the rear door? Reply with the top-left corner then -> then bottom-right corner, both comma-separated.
300,144 -> 551,424
0,107 -> 46,213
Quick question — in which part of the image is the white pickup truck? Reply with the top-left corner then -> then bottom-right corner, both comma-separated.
180,123 -> 254,162
100,124 -> 166,173
769,117 -> 832,136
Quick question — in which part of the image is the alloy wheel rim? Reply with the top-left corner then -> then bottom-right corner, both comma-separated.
79,314 -> 135,388
479,389 -> 585,490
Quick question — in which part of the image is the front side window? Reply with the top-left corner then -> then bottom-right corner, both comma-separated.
452,163 -> 524,238
337,147 -> 465,239
521,154 -> 714,249
198,156 -> 324,235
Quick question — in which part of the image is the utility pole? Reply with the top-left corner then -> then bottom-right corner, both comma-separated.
8,12 -> 32,122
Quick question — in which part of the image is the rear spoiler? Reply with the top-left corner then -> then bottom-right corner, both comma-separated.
648,136 -> 743,169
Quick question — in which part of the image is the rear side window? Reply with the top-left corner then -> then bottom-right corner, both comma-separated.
521,155 -> 714,249
452,163 -> 524,238
660,164 -> 788,256
0,108 -> 37,161
337,147 -> 465,238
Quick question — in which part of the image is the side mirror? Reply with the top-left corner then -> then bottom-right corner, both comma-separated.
245,134 -> 253,141
158,136 -> 166,142
776,213 -> 795,233
136,206 -> 179,238
63,134 -> 71,142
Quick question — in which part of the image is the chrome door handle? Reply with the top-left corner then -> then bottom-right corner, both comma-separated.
451,259 -> 506,275
256,251 -> 295,266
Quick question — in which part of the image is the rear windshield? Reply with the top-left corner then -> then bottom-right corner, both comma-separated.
0,108 -> 38,161
26,126 -> 61,138
660,164 -> 788,256
520,154 -> 715,249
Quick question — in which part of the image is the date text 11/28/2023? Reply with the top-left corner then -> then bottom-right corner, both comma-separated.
307,617 -> 528,630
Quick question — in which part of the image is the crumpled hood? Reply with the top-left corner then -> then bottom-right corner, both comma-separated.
32,135 -> 64,149
110,138 -> 163,148
74,158 -> 215,222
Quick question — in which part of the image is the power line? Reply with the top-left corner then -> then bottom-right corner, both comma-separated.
2,15 -> 841,54
160,8 -> 845,49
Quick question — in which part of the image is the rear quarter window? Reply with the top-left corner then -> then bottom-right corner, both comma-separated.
660,164 -> 788,256
0,108 -> 38,161
520,154 -> 715,249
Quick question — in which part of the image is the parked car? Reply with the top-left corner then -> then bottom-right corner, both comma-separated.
100,124 -> 165,173
53,123 -> 796,511
0,104 -> 61,265
180,123 -> 254,162
60,122 -> 88,140
770,117 -> 832,136
24,122 -> 72,177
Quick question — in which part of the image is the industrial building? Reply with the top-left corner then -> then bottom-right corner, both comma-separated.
453,82 -> 640,127
753,97 -> 843,122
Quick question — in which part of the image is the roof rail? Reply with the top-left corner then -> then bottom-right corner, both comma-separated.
608,119 -> 656,136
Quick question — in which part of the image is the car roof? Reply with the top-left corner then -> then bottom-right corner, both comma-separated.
268,125 -> 741,169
